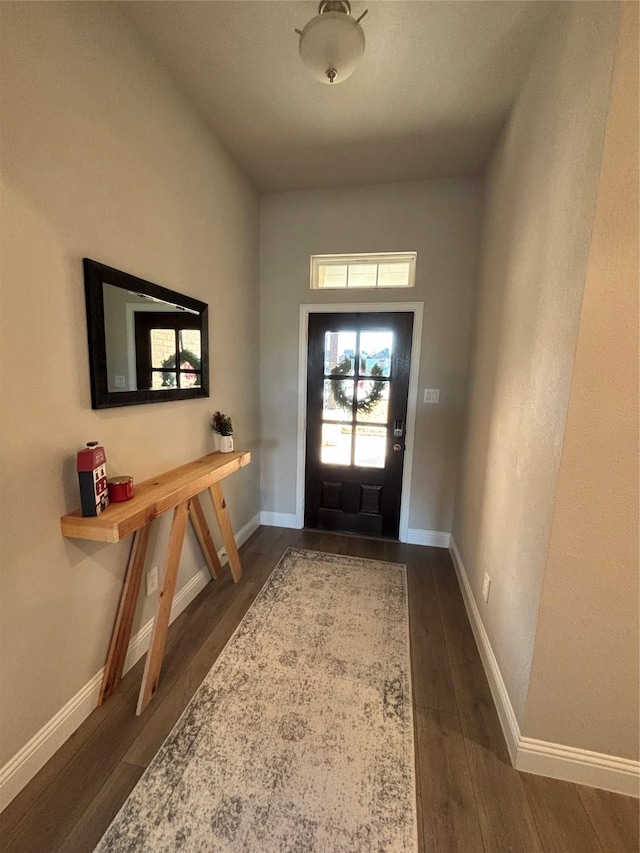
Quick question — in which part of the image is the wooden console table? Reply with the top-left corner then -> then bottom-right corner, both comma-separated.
61,450 -> 251,714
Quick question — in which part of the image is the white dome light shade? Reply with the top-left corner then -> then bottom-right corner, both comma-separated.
299,11 -> 365,85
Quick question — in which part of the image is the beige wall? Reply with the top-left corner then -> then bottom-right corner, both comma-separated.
0,2 -> 259,765
524,2 -> 639,760
259,179 -> 482,533
452,1 -> 619,726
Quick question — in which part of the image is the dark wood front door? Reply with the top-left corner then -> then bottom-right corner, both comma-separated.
305,312 -> 413,539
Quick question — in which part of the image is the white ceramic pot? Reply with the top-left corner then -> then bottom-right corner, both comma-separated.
219,435 -> 234,453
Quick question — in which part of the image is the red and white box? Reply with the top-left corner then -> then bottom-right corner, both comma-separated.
77,442 -> 109,517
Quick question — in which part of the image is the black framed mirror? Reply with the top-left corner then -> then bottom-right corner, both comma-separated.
83,259 -> 209,409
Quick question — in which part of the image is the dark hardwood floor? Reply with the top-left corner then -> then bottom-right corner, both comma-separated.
1,527 -> 637,852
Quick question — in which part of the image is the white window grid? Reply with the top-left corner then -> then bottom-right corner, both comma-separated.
310,252 -> 417,290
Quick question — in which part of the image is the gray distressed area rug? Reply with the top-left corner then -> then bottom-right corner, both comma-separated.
95,548 -> 418,852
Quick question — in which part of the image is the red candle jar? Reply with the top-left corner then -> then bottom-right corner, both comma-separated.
108,476 -> 134,503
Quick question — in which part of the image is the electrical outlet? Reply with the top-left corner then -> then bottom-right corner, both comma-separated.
114,374 -> 126,388
146,566 -> 159,596
424,389 -> 440,404
482,573 -> 491,603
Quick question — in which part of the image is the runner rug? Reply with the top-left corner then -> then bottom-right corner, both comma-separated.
95,547 -> 418,852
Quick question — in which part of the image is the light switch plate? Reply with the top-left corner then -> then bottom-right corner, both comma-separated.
424,389 -> 440,404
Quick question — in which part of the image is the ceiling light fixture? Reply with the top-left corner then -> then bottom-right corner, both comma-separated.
295,1 -> 368,85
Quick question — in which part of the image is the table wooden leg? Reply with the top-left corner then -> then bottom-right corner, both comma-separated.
136,500 -> 190,715
208,482 -> 243,583
98,523 -> 152,705
189,494 -> 222,580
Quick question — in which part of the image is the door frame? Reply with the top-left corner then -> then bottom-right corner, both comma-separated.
296,302 -> 424,542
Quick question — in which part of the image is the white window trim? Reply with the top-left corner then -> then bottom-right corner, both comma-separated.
310,252 -> 417,290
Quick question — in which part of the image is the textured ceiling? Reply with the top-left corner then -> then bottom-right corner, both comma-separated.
122,1 -> 552,193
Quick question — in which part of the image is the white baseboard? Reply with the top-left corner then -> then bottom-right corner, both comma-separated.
259,511 -> 300,529
449,537 -> 521,761
0,511 -> 261,813
258,517 -> 451,548
517,738 -> 640,798
232,513 -> 262,551
0,670 -> 105,814
406,528 -> 451,548
449,537 -> 640,798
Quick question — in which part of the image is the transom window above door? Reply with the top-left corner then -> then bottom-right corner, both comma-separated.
310,253 -> 417,290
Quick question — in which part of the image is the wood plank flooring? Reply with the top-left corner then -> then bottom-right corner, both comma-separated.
0,527 -> 637,852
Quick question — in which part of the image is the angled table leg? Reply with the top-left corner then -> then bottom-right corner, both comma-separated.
208,482 -> 243,583
99,522 -> 152,705
189,494 -> 222,580
136,500 -> 190,715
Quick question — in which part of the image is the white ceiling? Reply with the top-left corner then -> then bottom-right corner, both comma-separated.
122,1 -> 552,193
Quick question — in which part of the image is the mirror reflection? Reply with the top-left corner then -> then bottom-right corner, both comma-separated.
84,258 -> 209,409
103,284 -> 202,392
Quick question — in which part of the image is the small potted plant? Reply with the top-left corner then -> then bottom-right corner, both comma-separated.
211,411 -> 233,453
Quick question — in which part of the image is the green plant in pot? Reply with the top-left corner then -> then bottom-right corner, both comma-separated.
211,411 -> 234,453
